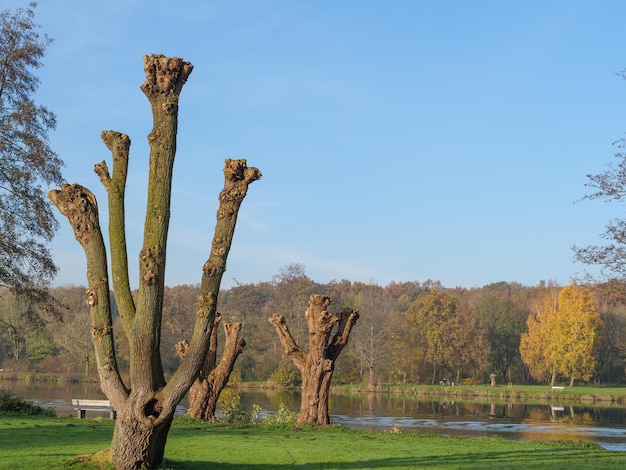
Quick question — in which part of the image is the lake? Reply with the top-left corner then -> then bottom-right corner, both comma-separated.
3,381 -> 626,451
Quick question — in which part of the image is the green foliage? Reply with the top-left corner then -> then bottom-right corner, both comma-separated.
0,391 -> 55,416
262,402 -> 298,425
270,361 -> 298,387
217,388 -> 260,424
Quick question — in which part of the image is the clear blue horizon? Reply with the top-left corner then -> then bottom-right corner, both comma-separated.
8,0 -> 626,289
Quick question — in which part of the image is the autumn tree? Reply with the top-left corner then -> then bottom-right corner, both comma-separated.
472,282 -> 528,384
520,285 -> 559,384
0,288 -> 40,362
454,290 -> 491,382
218,281 -> 271,380
160,285 -> 199,374
266,263 -> 316,345
345,282 -> 399,388
593,281 -> 626,382
550,285 -> 604,386
387,281 -> 426,383
51,285 -> 95,376
404,288 -> 462,384
49,55 -> 260,469
0,3 -> 63,301
269,294 -> 359,424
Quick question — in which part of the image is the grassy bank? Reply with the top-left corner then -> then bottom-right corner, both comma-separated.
331,383 -> 626,405
0,372 -> 99,384
0,415 -> 625,469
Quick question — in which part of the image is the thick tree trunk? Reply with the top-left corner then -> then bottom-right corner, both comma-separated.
368,366 -> 376,390
269,294 -> 359,425
49,54 -> 260,469
177,314 -> 245,422
111,407 -> 173,470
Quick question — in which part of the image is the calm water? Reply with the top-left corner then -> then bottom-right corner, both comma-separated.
4,381 -> 626,451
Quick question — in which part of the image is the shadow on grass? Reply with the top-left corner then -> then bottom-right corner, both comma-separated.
0,418 -> 113,451
163,448 -> 622,469
162,449 -> 625,470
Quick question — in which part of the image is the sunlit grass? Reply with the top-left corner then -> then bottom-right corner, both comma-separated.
1,416 -> 626,469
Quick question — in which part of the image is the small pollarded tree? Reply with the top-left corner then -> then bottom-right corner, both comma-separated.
269,294 -> 359,425
176,313 -> 245,422
48,55 -> 260,469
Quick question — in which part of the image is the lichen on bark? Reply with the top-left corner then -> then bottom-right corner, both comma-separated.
269,294 -> 359,425
48,54 -> 260,470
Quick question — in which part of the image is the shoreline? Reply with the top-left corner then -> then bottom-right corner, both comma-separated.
4,374 -> 626,406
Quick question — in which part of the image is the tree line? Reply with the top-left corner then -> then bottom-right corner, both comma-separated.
2,4 -> 626,467
1,264 -> 624,386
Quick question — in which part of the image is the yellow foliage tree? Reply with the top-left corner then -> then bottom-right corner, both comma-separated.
550,285 -> 604,386
520,287 -> 558,384
520,284 -> 604,386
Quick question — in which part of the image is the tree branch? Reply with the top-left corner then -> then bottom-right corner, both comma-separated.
162,158 -> 260,414
269,313 -> 307,368
134,54 -> 193,392
48,184 -> 128,407
328,307 -> 360,360
96,130 -> 135,335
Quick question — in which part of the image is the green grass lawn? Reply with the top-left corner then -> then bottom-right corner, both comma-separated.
1,416 -> 626,469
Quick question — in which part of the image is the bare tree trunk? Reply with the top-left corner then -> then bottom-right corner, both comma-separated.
368,366 -> 376,390
111,406 -> 173,469
269,294 -> 359,425
177,314 -> 246,422
49,54 -> 260,470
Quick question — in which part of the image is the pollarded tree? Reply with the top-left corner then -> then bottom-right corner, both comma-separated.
269,294 -> 359,425
550,285 -> 604,386
176,313 -> 246,422
49,55 -> 260,469
0,3 -> 63,301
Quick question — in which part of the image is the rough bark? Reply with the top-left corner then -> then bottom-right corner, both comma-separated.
176,314 -> 246,422
269,294 -> 359,425
49,54 -> 260,469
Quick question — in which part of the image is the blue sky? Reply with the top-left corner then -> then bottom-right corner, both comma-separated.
9,0 -> 626,289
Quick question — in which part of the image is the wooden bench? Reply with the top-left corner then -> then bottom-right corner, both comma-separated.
551,386 -> 564,392
72,399 -> 116,419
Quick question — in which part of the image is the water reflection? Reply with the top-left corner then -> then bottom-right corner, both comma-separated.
4,382 -> 626,451
241,391 -> 626,451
